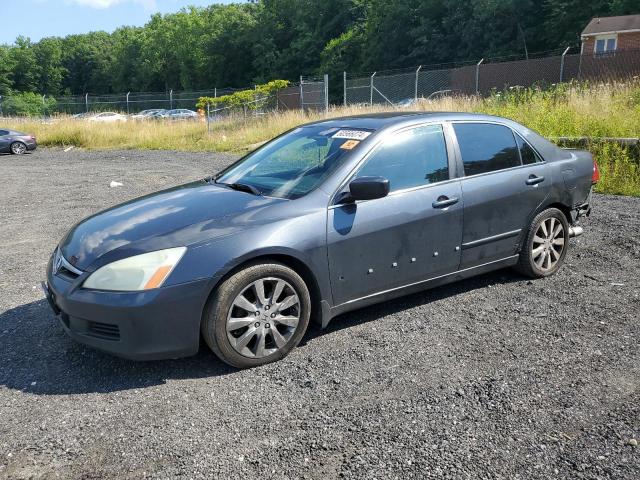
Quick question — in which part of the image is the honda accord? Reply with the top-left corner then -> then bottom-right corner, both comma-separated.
43,113 -> 597,368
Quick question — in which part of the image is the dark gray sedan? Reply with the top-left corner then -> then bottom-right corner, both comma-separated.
0,129 -> 37,154
43,112 -> 596,368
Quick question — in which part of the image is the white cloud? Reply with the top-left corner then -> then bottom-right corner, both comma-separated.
69,0 -> 157,10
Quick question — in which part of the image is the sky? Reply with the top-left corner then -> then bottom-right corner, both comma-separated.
0,0 -> 242,44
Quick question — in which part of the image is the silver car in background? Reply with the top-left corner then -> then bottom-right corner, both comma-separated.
160,109 -> 199,120
131,109 -> 166,120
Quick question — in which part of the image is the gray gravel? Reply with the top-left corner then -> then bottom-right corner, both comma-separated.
0,148 -> 638,479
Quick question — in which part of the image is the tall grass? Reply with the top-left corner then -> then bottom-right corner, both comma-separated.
3,80 -> 640,195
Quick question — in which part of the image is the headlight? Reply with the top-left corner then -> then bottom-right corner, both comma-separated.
83,247 -> 187,291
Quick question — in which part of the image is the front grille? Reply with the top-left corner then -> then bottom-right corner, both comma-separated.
53,248 -> 83,281
57,265 -> 80,281
87,321 -> 120,341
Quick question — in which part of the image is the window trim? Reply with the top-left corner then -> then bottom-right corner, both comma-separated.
594,34 -> 617,54
329,121 -> 456,207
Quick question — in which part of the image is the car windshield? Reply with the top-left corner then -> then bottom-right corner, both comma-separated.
215,125 -> 371,199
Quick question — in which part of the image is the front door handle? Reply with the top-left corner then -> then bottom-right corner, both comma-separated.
526,174 -> 545,186
432,195 -> 459,209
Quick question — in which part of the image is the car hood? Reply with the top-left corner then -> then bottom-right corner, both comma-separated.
60,180 -> 285,271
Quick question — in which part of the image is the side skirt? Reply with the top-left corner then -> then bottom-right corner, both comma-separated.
322,255 -> 519,327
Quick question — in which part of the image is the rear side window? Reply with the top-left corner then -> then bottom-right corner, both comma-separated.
0,130 -> 8,135
515,133 -> 541,165
356,124 -> 449,192
453,123 -> 520,176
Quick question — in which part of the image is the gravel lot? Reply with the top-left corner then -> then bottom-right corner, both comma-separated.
0,148 -> 638,479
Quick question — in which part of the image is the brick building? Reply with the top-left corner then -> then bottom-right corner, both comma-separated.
581,14 -> 640,54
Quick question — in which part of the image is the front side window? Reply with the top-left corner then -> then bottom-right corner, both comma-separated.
453,123 -> 520,176
355,124 -> 449,192
216,125 -> 369,199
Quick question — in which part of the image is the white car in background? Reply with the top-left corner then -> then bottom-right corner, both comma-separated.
88,112 -> 128,123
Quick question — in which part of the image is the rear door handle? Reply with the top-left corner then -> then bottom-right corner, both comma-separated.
432,195 -> 459,209
526,174 -> 545,186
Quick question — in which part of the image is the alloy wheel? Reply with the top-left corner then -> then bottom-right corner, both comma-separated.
11,142 -> 26,155
226,277 -> 301,358
531,217 -> 565,272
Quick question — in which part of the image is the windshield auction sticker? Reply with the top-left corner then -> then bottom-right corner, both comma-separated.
332,129 -> 372,140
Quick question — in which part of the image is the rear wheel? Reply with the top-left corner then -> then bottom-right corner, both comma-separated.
10,142 -> 27,155
202,261 -> 311,368
516,208 -> 569,278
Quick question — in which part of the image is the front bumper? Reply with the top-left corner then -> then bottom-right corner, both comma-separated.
44,255 -> 212,361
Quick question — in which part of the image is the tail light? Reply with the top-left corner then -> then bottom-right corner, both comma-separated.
592,158 -> 600,184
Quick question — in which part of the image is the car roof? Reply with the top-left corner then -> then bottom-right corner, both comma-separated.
302,111 -> 513,130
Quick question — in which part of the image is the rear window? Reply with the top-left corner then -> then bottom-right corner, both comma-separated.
453,123 -> 520,176
515,133 -> 541,165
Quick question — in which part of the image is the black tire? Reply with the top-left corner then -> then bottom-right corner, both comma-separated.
10,142 -> 27,155
202,261 -> 311,368
516,208 -> 570,278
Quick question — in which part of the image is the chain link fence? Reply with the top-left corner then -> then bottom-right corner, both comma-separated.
345,48 -> 640,106
0,77 -> 329,118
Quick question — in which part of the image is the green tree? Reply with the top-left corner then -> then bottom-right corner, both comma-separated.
33,37 -> 65,95
542,0 -> 612,48
9,36 -> 38,92
0,45 -> 15,95
0,0 -> 633,99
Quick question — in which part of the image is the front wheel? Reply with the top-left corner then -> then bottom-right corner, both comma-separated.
10,142 -> 27,155
202,262 -> 311,368
516,208 -> 570,278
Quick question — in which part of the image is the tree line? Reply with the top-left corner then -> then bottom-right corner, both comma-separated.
0,0 -> 636,98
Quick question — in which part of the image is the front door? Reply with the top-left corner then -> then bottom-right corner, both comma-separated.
327,124 -> 464,306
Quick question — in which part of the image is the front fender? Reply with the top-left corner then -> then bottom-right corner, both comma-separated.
166,209 -> 332,306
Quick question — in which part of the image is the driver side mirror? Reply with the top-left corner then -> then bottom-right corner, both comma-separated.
347,176 -> 390,201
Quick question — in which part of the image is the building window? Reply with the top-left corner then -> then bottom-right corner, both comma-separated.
594,34 -> 617,54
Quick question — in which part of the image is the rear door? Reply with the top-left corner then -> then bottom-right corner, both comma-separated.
451,122 -> 550,269
327,123 -> 463,305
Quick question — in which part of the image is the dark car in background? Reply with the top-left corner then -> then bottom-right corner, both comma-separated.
0,129 -> 37,154
43,112 -> 597,368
